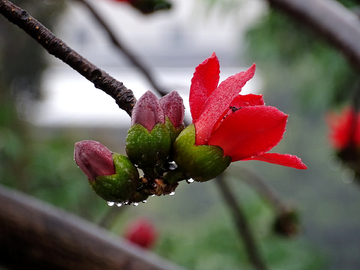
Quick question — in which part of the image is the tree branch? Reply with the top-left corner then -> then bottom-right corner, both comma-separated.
77,0 -> 168,97
0,184 -> 185,270
215,174 -> 269,270
265,0 -> 360,70
0,0 -> 136,116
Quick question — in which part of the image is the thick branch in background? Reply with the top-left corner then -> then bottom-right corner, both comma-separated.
0,0 -> 136,116
265,0 -> 360,70
0,185 -> 185,270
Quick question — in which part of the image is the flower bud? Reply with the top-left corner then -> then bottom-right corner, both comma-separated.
124,218 -> 157,249
74,140 -> 139,202
127,91 -> 177,171
131,90 -> 165,132
74,140 -> 115,182
160,91 -> 185,143
172,124 -> 231,182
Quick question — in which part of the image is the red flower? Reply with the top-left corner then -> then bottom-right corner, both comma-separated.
327,107 -> 360,150
190,53 -> 306,169
124,218 -> 157,249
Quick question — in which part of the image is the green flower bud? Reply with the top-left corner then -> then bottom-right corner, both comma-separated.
172,124 -> 231,182
126,123 -> 171,171
90,153 -> 139,202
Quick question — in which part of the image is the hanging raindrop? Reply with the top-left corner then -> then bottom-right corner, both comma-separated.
116,202 -> 122,207
133,202 -> 139,206
169,191 -> 175,196
168,161 -> 178,171
186,178 -> 194,184
142,200 -> 147,203
107,201 -> 115,207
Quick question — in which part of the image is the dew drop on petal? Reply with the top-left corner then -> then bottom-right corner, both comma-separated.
107,201 -> 115,207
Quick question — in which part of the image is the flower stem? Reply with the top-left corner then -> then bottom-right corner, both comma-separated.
215,174 -> 269,270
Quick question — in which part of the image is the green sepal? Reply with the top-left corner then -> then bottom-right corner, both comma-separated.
90,153 -> 139,202
126,123 -> 171,170
172,124 -> 231,182
165,117 -> 185,145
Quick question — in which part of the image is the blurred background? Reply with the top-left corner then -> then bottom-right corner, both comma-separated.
1,0 -> 360,269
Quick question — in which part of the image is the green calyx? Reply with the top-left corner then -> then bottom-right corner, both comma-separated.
126,123 -> 171,172
90,153 -> 139,202
165,116 -> 185,144
172,124 -> 231,182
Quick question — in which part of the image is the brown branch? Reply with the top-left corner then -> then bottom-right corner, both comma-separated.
0,0 -> 136,116
265,0 -> 360,70
215,174 -> 269,270
77,0 -> 168,97
0,184 -> 185,270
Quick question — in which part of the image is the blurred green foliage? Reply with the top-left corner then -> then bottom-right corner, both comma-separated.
245,2 -> 359,112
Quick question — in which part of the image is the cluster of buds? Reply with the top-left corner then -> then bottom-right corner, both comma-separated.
74,53 -> 306,206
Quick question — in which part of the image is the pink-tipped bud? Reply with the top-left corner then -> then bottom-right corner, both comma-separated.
74,140 -> 115,182
124,218 -> 157,249
131,91 -> 165,132
159,91 -> 185,128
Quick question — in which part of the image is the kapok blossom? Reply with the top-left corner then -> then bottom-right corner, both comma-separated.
189,52 -> 306,169
327,106 -> 360,150
124,218 -> 157,249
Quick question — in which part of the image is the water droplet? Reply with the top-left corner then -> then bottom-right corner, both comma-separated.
133,202 -> 139,206
124,201 -> 129,205
142,200 -> 147,203
342,169 -> 355,184
186,178 -> 194,184
169,191 -> 175,196
151,194 -> 155,197
169,161 -> 178,170
107,201 -> 115,206
116,202 -> 122,207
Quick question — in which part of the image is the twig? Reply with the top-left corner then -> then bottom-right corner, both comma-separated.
0,184 -> 185,270
215,174 -> 269,270
235,166 -> 287,215
265,0 -> 360,70
0,0 -> 136,116
77,0 -> 168,97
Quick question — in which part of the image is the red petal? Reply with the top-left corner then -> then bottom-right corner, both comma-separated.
230,94 -> 265,107
212,94 -> 265,132
195,64 -> 256,145
208,105 -> 288,161
243,153 -> 307,169
190,52 -> 220,122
